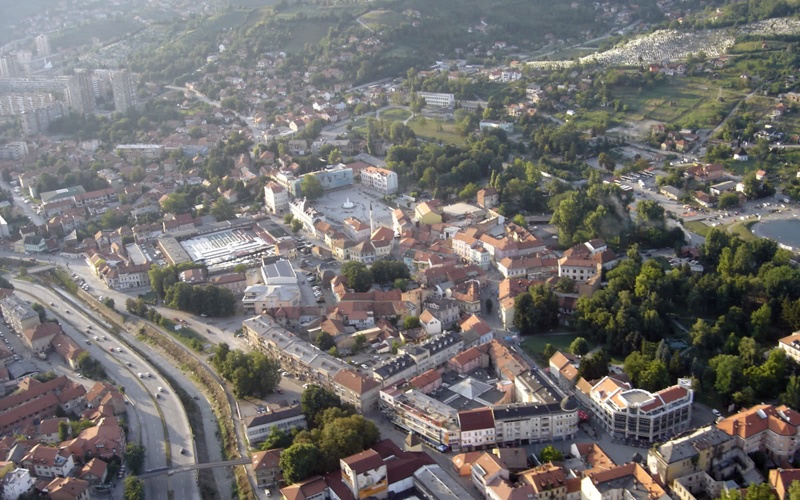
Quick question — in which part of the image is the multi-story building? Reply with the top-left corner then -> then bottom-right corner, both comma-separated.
360,167 -> 398,194
111,69 -> 136,113
21,444 -> 75,478
343,217 -> 371,242
380,388 -> 461,451
332,369 -> 380,412
716,404 -> 800,462
0,294 -> 40,335
340,449 -> 389,500
373,354 -> 417,387
66,69 -> 94,115
244,405 -> 307,445
399,331 -> 464,374
458,408 -> 496,451
2,468 -> 35,499
35,35 -> 51,57
252,448 -> 283,488
646,426 -> 737,485
493,401 -> 579,446
264,181 -> 289,214
290,198 -> 324,234
575,376 -> 693,442
418,92 -> 455,108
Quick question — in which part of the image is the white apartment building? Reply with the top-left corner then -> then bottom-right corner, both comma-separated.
360,166 -> 398,194
418,92 -> 455,108
244,406 -> 307,445
264,181 -> 289,213
2,469 -> 34,500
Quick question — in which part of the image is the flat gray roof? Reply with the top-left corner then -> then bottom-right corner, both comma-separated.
262,259 -> 296,279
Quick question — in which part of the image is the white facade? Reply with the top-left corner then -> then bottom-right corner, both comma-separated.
2,469 -> 34,500
418,92 -> 455,108
361,167 -> 399,194
264,182 -> 289,213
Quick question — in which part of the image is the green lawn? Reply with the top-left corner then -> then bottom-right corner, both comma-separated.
618,78 -> 742,127
359,10 -> 406,30
521,333 -> 588,365
381,108 -> 412,122
684,220 -> 711,237
282,19 -> 338,52
407,117 -> 465,145
729,219 -> 759,242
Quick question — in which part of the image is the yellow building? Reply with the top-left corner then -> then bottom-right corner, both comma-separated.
414,201 -> 442,225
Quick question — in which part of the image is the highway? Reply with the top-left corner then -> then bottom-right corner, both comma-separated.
11,280 -> 200,500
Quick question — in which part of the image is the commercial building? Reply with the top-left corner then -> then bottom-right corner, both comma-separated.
360,166 -> 398,194
646,426 -> 737,485
244,405 -> 307,445
290,198 -> 325,234
414,464 -> 473,500
575,376 -> 693,442
276,164 -> 353,197
340,449 -> 389,500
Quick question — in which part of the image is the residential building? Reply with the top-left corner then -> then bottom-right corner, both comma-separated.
493,400 -> 579,445
23,235 -> 47,253
581,463 -> 669,500
265,182 -> 289,214
23,322 -> 61,353
290,198 -> 325,234
43,477 -> 90,500
471,452 -> 509,494
400,331 -> 464,374
79,458 -> 108,484
519,462 -> 566,500
344,217 -> 371,242
381,388 -> 461,450
361,167 -> 398,194
0,376 -> 86,435
557,256 -> 600,283
419,310 -> 442,336
111,69 -> 136,113
373,354 -> 417,387
476,188 -> 499,209
415,202 -> 442,225
660,185 -> 683,200
280,476 -> 327,500
646,426 -> 738,485
244,405 -> 307,445
778,332 -> 800,364
769,468 -> 800,500
211,273 -> 248,295
340,449 -> 389,499
253,448 -> 283,488
332,369 -> 381,412
716,404 -> 800,462
575,376 -> 693,442
0,294 -> 40,335
549,351 -> 580,391
21,444 -> 75,478
459,408 -> 496,451
2,468 -> 35,500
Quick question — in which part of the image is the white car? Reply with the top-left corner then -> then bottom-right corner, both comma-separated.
712,409 -> 722,417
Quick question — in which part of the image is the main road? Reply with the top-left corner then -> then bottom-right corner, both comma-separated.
11,280 -> 200,500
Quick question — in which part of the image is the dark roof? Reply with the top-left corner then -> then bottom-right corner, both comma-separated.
458,407 -> 495,431
245,405 -> 304,428
341,449 -> 384,474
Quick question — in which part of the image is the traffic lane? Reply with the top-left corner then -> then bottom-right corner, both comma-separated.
14,284 -> 168,468
39,287 -> 196,500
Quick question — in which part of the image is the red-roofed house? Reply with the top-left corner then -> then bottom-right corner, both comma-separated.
253,448 -> 283,488
78,458 -> 107,484
341,449 -> 388,499
45,476 -> 90,500
23,323 -> 61,353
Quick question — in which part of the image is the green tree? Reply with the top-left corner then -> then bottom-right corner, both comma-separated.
315,332 -> 336,351
639,360 -> 670,392
569,337 -> 589,356
259,427 -> 295,451
280,443 -> 321,484
291,219 -> 303,233
300,175 -> 324,201
709,354 -> 744,398
283,213 -> 294,225
58,421 -> 69,442
598,152 -> 615,172
404,316 -> 421,329
789,477 -> 800,500
393,278 -> 408,291
341,261 -> 373,292
579,349 -> 609,380
543,343 -> 557,360
211,198 -> 236,221
781,375 -> 800,410
318,414 -> 380,471
301,385 -> 343,426
124,476 -> 144,500
124,443 -> 146,475
717,192 -> 740,209
539,445 -> 564,463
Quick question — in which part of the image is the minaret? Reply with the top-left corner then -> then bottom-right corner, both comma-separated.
369,202 -> 375,235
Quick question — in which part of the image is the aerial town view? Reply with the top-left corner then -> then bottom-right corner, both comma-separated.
2,0 -> 800,499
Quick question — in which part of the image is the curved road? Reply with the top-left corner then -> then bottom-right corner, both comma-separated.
12,280 -> 200,500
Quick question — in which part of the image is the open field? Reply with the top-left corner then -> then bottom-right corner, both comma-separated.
684,220 -> 711,237
617,78 -> 742,127
407,117 -> 465,145
729,219 -> 759,242
381,108 -> 412,122
282,19 -> 338,52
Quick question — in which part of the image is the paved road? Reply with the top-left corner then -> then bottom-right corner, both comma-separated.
11,280 -> 194,500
